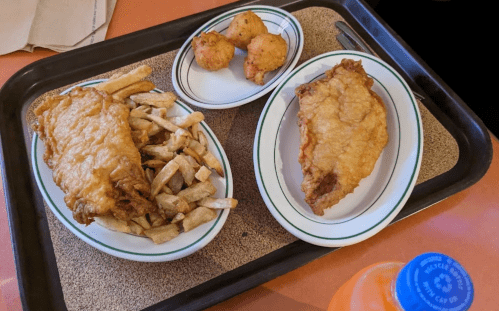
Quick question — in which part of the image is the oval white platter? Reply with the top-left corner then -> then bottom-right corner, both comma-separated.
31,80 -> 233,262
253,51 -> 423,247
172,5 -> 304,109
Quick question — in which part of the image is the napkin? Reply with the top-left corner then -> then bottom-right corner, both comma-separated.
0,0 -> 117,55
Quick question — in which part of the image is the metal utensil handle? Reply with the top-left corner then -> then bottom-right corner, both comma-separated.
335,21 -> 375,55
336,33 -> 357,52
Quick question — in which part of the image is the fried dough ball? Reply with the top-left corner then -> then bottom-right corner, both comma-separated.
244,33 -> 287,85
226,10 -> 268,50
191,31 -> 235,71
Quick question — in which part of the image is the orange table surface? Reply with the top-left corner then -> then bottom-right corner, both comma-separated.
1,1 -> 498,310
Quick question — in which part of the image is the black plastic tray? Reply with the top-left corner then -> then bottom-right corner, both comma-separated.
0,0 -> 492,310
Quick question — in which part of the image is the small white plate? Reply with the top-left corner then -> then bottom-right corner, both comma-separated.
31,80 -> 233,262
172,5 -> 304,109
253,51 -> 423,247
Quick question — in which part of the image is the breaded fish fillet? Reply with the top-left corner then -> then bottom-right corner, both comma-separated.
295,59 -> 388,216
34,87 -> 155,225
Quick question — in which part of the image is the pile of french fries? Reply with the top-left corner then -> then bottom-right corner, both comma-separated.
92,65 -> 237,244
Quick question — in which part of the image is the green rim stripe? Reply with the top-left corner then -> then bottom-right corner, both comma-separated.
182,19 -> 297,104
273,73 -> 401,225
175,7 -> 302,105
256,52 -> 422,240
34,81 -> 231,256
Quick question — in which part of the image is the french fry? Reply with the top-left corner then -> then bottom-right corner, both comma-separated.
145,124 -> 164,137
155,193 -> 182,210
197,197 -> 238,209
171,213 -> 185,224
112,80 -> 155,100
162,185 -> 173,195
155,193 -> 191,217
190,123 -> 199,140
167,170 -> 184,194
130,92 -> 176,108
124,98 -> 137,109
129,116 -> 153,131
143,159 -> 166,169
184,154 -> 201,170
188,201 -> 197,210
135,110 -> 181,133
149,212 -> 165,227
182,147 -> 203,164
177,180 -> 217,203
202,151 -> 224,177
151,160 -> 180,197
198,131 -> 209,148
145,168 -> 155,184
168,111 -> 205,128
108,71 -> 125,80
195,166 -> 212,182
141,145 -> 174,162
133,104 -> 152,113
188,139 -> 207,156
132,215 -> 151,230
182,206 -> 217,232
94,216 -> 131,233
174,154 -> 195,186
147,114 -> 182,133
95,65 -> 152,94
128,221 -> 145,236
129,117 -> 163,136
165,131 -> 188,152
131,129 -> 149,148
144,224 -> 180,244
151,107 -> 168,118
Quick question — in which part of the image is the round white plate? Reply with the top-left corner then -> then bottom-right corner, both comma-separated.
31,80 -> 233,262
253,51 -> 423,247
172,5 -> 304,109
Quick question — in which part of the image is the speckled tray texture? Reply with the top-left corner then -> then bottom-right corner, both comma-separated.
26,7 -> 459,311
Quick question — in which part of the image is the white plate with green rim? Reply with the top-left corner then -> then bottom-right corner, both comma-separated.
31,80 -> 233,262
253,51 -> 423,247
172,5 -> 304,109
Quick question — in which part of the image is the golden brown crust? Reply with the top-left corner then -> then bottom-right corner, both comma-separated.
34,87 -> 155,225
225,10 -> 268,50
296,59 -> 388,216
191,31 -> 235,71
243,33 -> 287,85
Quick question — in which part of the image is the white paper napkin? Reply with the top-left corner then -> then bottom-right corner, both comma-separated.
0,0 -> 117,55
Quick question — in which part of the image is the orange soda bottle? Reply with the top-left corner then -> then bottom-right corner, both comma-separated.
328,252 -> 474,311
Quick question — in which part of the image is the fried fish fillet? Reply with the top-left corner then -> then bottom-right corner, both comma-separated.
34,87 -> 155,225
295,59 -> 388,216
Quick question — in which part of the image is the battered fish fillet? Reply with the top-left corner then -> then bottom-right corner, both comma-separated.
295,59 -> 388,216
34,87 -> 155,225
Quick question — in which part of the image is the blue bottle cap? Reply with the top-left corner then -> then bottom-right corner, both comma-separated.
395,252 -> 474,311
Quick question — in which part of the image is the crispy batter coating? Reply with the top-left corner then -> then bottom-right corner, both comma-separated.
244,33 -> 287,85
191,31 -> 235,71
295,59 -> 388,216
225,10 -> 268,50
34,87 -> 155,225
